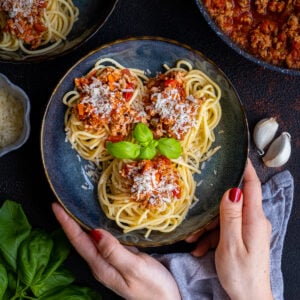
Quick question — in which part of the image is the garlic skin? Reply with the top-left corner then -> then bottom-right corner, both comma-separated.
262,132 -> 291,167
253,117 -> 279,155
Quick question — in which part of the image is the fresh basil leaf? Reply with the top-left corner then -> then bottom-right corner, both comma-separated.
149,139 -> 159,148
17,229 -> 54,287
138,147 -> 157,160
38,284 -> 101,300
2,270 -> 21,300
2,288 -> 13,300
0,254 -> 9,269
157,138 -> 182,159
0,264 -> 8,299
0,200 -> 31,271
6,270 -> 17,293
133,123 -> 153,144
31,266 -> 75,297
106,141 -> 140,159
38,229 -> 70,282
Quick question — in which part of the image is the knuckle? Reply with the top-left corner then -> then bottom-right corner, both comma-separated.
92,270 -> 104,283
265,218 -> 272,235
216,242 -> 243,260
222,208 -> 242,221
101,240 -> 119,260
258,213 -> 272,230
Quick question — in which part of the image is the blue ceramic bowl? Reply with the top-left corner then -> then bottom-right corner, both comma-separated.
0,0 -> 118,62
0,73 -> 30,157
194,0 -> 300,76
41,37 -> 249,247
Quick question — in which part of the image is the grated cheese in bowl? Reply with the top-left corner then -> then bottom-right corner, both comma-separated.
0,73 -> 30,156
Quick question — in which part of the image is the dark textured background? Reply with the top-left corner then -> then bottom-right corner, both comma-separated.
0,0 -> 299,299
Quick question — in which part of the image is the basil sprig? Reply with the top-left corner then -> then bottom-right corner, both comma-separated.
0,200 -> 100,299
106,123 -> 182,160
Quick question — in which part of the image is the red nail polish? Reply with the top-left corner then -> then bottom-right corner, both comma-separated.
90,229 -> 102,242
229,188 -> 242,202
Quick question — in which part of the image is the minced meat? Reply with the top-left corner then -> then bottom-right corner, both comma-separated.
204,0 -> 300,69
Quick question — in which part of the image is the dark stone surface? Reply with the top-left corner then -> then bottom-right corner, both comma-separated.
0,0 -> 299,299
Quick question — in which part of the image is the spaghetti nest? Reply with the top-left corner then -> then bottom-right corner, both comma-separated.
99,156 -> 195,238
63,58 -> 148,166
63,58 -> 222,238
0,0 -> 79,54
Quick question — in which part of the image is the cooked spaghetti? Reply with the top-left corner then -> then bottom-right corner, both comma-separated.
63,58 -> 148,166
0,0 -> 79,54
64,58 -> 222,238
144,60 -> 222,173
98,156 -> 195,238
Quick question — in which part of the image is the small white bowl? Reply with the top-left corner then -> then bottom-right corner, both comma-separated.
0,73 -> 30,157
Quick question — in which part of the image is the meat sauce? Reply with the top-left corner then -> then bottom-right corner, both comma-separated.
0,0 -> 48,49
144,71 -> 199,140
120,156 -> 181,209
74,67 -> 146,138
204,0 -> 300,68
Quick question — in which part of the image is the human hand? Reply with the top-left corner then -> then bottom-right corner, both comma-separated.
215,159 -> 273,300
52,202 -> 181,300
185,216 -> 219,256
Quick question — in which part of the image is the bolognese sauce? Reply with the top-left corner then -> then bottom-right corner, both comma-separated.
0,0 -> 47,49
203,0 -> 300,68
120,156 -> 181,209
74,67 -> 147,138
144,71 -> 200,140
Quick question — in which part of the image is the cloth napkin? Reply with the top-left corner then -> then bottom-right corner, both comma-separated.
155,170 -> 294,300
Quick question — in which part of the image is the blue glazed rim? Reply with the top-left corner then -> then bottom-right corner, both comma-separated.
194,0 -> 300,76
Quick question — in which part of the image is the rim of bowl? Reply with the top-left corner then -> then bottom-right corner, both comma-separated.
194,0 -> 300,76
0,73 -> 31,157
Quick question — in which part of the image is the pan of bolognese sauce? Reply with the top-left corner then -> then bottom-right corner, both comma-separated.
195,0 -> 300,75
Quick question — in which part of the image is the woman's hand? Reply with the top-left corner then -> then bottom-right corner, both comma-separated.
186,159 -> 273,299
184,216 -> 219,256
215,159 -> 273,300
52,203 -> 181,300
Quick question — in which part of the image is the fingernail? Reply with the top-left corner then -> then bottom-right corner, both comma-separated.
90,229 -> 102,242
229,188 -> 242,202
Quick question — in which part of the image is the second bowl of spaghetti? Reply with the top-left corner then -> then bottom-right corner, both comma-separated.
41,37 -> 249,247
0,0 -> 118,62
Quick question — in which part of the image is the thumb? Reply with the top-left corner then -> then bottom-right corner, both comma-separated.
90,229 -> 140,274
218,188 -> 244,247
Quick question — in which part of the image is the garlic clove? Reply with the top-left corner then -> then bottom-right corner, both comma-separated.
253,117 -> 279,155
262,132 -> 291,168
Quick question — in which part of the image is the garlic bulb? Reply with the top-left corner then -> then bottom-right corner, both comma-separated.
262,132 -> 291,167
253,117 -> 279,155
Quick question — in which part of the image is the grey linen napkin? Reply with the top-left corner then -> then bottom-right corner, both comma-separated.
154,170 -> 294,300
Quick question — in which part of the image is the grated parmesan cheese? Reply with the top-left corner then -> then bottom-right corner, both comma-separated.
131,168 -> 176,205
0,0 -> 36,19
81,77 -> 113,118
124,158 -> 181,207
0,87 -> 24,148
151,87 -> 198,139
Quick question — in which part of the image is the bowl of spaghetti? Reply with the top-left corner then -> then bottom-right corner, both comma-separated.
41,37 -> 249,247
194,0 -> 300,75
0,0 -> 118,62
